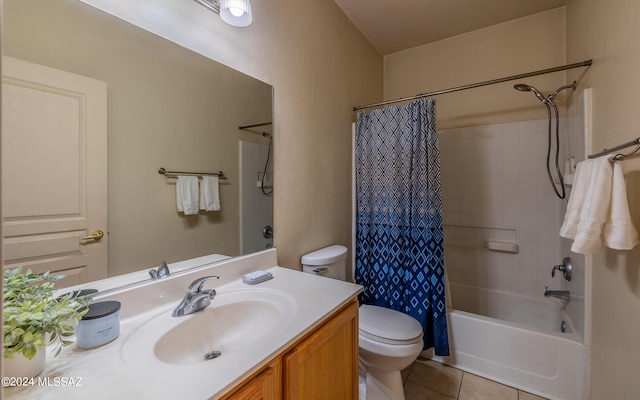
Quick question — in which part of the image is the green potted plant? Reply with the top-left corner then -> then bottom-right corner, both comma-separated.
3,268 -> 91,378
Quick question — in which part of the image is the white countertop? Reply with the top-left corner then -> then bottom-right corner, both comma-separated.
4,249 -> 362,399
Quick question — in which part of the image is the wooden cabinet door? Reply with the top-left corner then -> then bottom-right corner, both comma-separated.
222,358 -> 282,400
283,300 -> 359,400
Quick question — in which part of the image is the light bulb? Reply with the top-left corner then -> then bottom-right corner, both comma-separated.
218,0 -> 252,27
229,7 -> 244,17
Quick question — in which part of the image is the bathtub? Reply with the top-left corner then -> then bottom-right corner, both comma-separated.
426,284 -> 588,400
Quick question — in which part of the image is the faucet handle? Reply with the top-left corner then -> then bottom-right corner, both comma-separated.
551,257 -> 573,281
149,261 -> 171,280
188,276 -> 220,294
157,261 -> 170,278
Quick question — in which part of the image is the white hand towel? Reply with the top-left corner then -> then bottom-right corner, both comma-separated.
176,176 -> 199,215
559,159 -> 592,240
602,162 -> 640,250
559,157 -> 639,254
200,176 -> 220,211
569,158 -> 613,254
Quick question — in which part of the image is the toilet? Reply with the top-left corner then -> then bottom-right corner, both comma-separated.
302,245 -> 424,400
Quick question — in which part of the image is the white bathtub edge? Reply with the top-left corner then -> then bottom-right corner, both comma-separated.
419,307 -> 587,400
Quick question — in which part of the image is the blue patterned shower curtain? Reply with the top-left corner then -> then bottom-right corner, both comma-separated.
355,98 -> 449,356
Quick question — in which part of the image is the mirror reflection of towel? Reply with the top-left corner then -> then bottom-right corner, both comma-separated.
176,176 -> 199,215
200,176 -> 220,212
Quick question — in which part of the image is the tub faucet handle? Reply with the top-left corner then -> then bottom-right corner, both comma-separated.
551,257 -> 572,281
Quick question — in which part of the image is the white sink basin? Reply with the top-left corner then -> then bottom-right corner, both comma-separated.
121,287 -> 297,369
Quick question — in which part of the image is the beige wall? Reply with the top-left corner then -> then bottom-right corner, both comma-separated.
384,8 -> 567,130
4,0 -> 273,276
77,0 -> 383,270
567,0 -> 640,397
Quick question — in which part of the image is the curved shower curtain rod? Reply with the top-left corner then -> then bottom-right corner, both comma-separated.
352,59 -> 593,111
239,121 -> 273,138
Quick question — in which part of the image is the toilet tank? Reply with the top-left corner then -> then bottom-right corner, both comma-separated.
301,245 -> 347,281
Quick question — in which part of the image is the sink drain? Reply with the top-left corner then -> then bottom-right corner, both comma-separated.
561,320 -> 567,333
204,350 -> 222,360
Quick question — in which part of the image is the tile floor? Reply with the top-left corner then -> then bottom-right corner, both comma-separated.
402,359 -> 549,400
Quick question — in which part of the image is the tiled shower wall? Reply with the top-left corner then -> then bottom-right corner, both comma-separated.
440,118 -> 570,298
440,105 -> 588,341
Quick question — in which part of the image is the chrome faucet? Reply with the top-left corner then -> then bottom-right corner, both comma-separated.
544,287 -> 570,301
172,276 -> 220,317
149,261 -> 171,280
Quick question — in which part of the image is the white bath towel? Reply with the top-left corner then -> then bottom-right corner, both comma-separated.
200,176 -> 220,211
602,162 -> 640,250
559,158 -> 639,253
559,158 -> 609,250
176,175 -> 199,215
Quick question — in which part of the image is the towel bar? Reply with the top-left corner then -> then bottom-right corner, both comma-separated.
587,137 -> 640,161
158,167 -> 227,180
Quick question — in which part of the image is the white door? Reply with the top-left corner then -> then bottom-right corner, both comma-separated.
2,56 -> 108,288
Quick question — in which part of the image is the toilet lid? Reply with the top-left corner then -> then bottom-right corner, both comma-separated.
359,305 -> 423,345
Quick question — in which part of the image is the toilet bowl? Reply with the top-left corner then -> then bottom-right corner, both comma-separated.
358,304 -> 423,400
301,246 -> 424,400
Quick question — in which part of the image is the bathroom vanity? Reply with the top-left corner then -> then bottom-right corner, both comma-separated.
221,299 -> 358,399
3,249 -> 362,399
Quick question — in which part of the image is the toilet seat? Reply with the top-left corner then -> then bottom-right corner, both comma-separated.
359,305 -> 423,345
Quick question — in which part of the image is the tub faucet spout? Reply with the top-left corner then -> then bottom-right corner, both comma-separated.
544,288 -> 570,301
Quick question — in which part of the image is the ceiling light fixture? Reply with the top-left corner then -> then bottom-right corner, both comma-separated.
193,0 -> 253,27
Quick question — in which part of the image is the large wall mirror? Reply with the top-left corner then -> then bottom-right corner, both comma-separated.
2,0 -> 274,290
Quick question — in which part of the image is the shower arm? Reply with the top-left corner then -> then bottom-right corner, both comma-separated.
548,81 -> 578,102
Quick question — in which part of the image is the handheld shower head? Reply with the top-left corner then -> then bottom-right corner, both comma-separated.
513,83 -> 533,91
514,83 -> 547,103
513,81 -> 577,200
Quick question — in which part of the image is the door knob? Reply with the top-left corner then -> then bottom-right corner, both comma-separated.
81,229 -> 104,241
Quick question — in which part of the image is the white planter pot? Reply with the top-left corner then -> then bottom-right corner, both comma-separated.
3,347 -> 46,380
